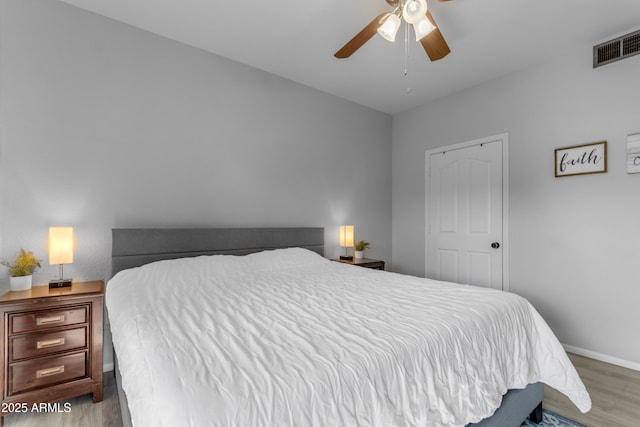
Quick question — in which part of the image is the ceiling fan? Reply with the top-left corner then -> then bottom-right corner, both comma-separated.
334,0 -> 451,61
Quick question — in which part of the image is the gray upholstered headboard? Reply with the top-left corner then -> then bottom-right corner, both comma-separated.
111,227 -> 324,277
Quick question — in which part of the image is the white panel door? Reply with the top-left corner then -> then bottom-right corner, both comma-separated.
426,139 -> 504,289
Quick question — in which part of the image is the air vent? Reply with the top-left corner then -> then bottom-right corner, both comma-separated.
593,29 -> 640,68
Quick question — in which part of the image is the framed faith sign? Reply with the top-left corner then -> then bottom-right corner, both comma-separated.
555,141 -> 607,178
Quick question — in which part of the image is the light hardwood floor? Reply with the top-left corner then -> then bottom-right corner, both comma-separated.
544,353 -> 640,427
3,372 -> 122,427
3,353 -> 639,426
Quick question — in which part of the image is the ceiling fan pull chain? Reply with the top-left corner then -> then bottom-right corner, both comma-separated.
404,22 -> 409,76
404,22 -> 413,93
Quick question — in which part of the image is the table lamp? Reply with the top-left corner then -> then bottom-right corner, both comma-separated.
49,226 -> 74,288
339,225 -> 354,261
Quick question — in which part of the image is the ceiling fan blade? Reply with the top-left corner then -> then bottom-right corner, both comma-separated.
334,13 -> 387,59
419,10 -> 450,61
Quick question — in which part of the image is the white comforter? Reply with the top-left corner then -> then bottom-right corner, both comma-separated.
106,248 -> 591,427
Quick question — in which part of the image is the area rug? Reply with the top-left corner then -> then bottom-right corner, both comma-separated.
521,409 -> 586,427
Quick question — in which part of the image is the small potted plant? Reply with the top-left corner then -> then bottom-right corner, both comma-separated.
3,249 -> 41,291
354,240 -> 370,259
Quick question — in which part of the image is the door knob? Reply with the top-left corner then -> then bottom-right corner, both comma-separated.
491,242 -> 500,249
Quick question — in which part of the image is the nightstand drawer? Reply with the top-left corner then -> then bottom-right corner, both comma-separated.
10,327 -> 88,361
9,306 -> 88,334
8,351 -> 88,395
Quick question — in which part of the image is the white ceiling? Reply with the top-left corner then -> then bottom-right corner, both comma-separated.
59,0 -> 640,115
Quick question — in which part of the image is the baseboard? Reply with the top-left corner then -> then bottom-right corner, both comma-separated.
103,362 -> 115,373
563,344 -> 640,372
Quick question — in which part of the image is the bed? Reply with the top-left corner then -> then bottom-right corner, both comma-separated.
106,227 -> 591,427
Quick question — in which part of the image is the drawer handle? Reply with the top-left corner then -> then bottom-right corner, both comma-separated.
36,315 -> 65,326
36,365 -> 65,378
36,338 -> 65,349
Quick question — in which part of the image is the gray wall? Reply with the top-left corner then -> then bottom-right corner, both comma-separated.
0,0 -> 392,366
0,0 -> 392,282
392,43 -> 640,367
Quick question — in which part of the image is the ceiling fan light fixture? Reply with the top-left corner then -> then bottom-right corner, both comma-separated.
402,0 -> 427,24
334,0 -> 451,62
377,13 -> 401,42
413,16 -> 436,41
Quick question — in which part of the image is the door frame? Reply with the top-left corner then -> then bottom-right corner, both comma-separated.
425,133 -> 510,291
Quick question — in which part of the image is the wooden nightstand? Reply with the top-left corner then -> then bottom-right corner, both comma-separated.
336,258 -> 385,270
0,281 -> 104,424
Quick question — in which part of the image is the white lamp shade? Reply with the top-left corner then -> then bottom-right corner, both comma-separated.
413,16 -> 436,41
377,13 -> 401,42
402,0 -> 428,24
339,225 -> 354,248
49,227 -> 74,265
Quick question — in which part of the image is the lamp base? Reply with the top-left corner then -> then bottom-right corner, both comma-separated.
49,279 -> 72,289
339,255 -> 354,261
